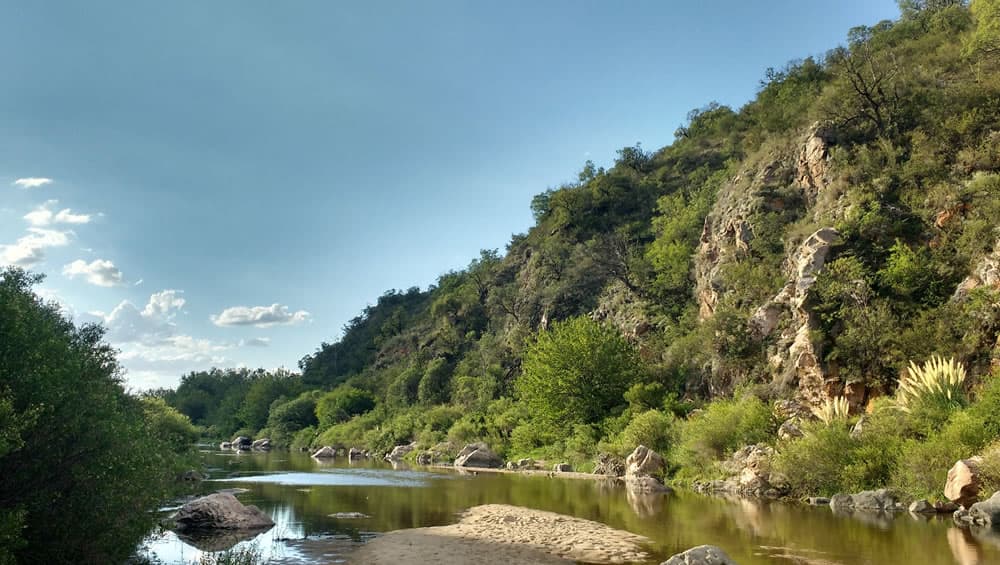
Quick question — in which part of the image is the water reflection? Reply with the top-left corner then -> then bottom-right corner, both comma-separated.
145,451 -> 1000,565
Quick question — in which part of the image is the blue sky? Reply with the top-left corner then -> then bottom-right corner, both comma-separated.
0,1 -> 900,390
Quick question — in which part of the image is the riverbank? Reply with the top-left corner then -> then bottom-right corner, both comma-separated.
431,463 -> 619,482
345,503 -> 650,564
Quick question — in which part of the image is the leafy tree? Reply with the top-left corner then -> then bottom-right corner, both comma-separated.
0,268 -> 173,564
966,0 -> 1000,57
516,317 -> 642,436
316,386 -> 376,428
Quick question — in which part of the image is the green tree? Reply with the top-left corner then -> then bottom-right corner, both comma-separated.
0,268 -> 172,564
316,386 -> 376,428
966,0 -> 1000,57
516,317 -> 642,436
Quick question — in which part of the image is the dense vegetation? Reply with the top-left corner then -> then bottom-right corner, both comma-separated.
164,0 -> 1000,496
0,268 -> 199,564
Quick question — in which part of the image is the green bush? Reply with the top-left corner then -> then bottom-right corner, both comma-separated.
618,410 -> 676,456
316,386 -> 375,429
674,395 -> 776,477
894,409 -> 994,499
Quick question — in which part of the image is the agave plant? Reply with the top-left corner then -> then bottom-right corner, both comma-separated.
895,355 -> 967,413
811,396 -> 851,425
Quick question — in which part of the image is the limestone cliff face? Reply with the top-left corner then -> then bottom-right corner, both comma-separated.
695,123 -> 842,406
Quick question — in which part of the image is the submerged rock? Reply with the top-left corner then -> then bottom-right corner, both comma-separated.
661,544 -> 738,565
454,442 -> 503,468
173,492 -> 274,531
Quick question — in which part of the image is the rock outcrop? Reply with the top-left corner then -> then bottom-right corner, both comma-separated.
385,442 -> 417,462
453,442 -> 503,468
173,492 -> 274,531
955,491 -> 1000,527
828,489 -> 900,512
945,457 -> 983,508
251,438 -> 271,451
594,453 -> 626,477
311,446 -> 336,459
661,544 -> 738,565
695,444 -> 789,499
954,238 -> 1000,299
231,436 -> 252,451
795,122 -> 834,204
625,445 -> 669,493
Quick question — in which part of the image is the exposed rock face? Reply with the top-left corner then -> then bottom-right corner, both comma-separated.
592,281 -> 656,343
795,122 -> 834,203
553,463 -> 572,473
311,446 -> 336,459
385,442 -> 417,462
251,438 -> 271,451
625,445 -> 669,493
454,442 -> 503,468
594,453 -> 626,477
696,444 -> 789,499
945,457 -> 983,507
828,489 -> 899,512
231,436 -> 252,451
173,493 -> 274,531
954,238 -> 1000,299
955,491 -> 1000,527
777,418 -> 804,441
661,544 -> 738,565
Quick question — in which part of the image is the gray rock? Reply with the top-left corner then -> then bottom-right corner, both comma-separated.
454,442 -> 503,468
416,452 -> 432,465
311,446 -> 336,458
173,493 -> 274,531
805,497 -> 830,505
231,436 -> 252,451
219,442 -> 232,450
909,500 -> 936,514
594,453 -> 626,477
329,512 -> 370,519
385,442 -> 417,462
180,469 -> 205,482
625,445 -> 669,493
553,463 -> 572,473
829,493 -> 854,512
348,447 -> 366,459
852,489 -> 897,511
251,438 -> 271,451
966,491 -> 1000,526
661,544 -> 738,565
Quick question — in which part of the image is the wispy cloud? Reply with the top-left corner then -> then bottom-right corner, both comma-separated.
24,200 -> 92,227
211,303 -> 311,328
0,227 -> 73,267
13,177 -> 53,189
239,337 -> 271,347
62,258 -> 124,287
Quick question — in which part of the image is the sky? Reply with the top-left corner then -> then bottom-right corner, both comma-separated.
0,1 -> 900,391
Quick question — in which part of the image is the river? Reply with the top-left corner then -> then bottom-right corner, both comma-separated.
144,448 -> 1000,564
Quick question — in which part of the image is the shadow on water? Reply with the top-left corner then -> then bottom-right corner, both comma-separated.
144,449 -> 1000,564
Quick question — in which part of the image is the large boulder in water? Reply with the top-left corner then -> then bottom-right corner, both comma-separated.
955,491 -> 1000,527
385,442 -> 417,461
661,544 -> 738,564
173,492 -> 274,531
945,457 -> 982,507
312,446 -> 336,459
454,442 -> 503,468
251,438 -> 271,451
231,436 -> 252,451
625,445 -> 669,493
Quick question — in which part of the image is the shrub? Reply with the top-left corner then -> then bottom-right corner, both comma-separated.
811,397 -> 851,425
894,410 -> 994,499
316,387 -> 375,429
618,410 -> 676,455
674,395 -> 776,477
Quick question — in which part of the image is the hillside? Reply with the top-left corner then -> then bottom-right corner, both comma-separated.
165,1 -> 1000,497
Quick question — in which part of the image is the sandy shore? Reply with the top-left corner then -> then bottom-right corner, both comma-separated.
346,504 -> 651,564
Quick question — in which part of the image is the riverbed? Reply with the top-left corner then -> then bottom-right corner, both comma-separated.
144,449 -> 1000,564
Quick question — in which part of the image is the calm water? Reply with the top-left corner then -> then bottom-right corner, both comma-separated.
145,449 -> 1000,564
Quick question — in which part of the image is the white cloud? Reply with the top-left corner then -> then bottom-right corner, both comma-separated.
13,177 -> 53,189
24,200 -> 92,227
94,289 -> 185,343
239,337 -> 271,347
62,258 -> 124,287
0,227 -> 72,267
211,303 -> 310,327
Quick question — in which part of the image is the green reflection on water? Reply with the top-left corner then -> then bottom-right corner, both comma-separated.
177,450 -> 1000,565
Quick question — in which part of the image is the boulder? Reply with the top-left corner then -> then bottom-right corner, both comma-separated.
553,463 -> 572,473
311,446 -> 336,459
945,457 -> 983,508
348,447 -> 366,459
385,442 -> 417,462
625,445 -> 669,493
453,442 -> 503,468
713,444 -> 789,498
777,419 -> 804,441
517,458 -> 536,469
661,544 -> 738,565
594,453 -> 626,477
416,452 -> 433,465
805,497 -> 830,506
829,489 -> 898,512
849,415 -> 869,439
251,438 -> 271,451
909,500 -> 936,514
829,493 -> 855,512
173,493 -> 274,531
963,491 -> 1000,527
231,436 -> 252,451
219,442 -> 232,450
180,470 -> 205,482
